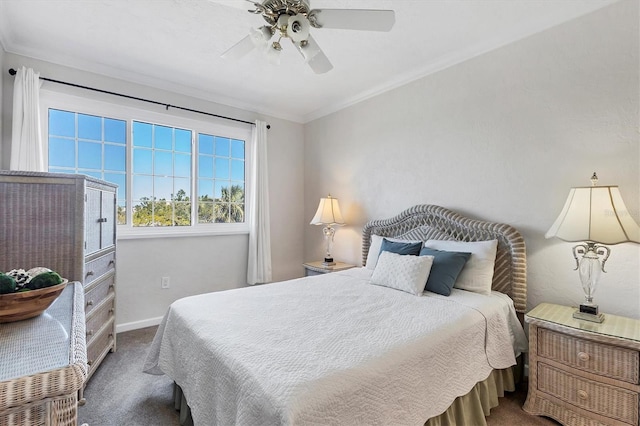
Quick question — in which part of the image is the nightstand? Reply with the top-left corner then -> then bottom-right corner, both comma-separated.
303,261 -> 355,276
523,303 -> 640,426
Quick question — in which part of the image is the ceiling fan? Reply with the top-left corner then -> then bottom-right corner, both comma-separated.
221,0 -> 395,74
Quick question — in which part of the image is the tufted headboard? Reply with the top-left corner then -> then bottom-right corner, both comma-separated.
361,205 -> 527,313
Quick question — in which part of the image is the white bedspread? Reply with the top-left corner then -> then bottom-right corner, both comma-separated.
144,268 -> 527,426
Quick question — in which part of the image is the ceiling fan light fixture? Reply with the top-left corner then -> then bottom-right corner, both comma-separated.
287,14 -> 310,42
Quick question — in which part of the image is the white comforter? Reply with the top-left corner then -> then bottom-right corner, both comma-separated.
144,268 -> 527,426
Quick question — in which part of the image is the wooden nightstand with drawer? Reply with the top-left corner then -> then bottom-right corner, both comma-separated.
303,261 -> 355,276
523,303 -> 640,425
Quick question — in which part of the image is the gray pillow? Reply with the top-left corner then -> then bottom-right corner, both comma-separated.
380,238 -> 422,256
419,247 -> 471,296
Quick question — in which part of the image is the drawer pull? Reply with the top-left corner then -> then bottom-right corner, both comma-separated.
87,329 -> 94,336
577,390 -> 588,400
108,260 -> 115,266
98,217 -> 108,223
109,284 -> 115,289
578,352 -> 590,362
85,271 -> 95,278
87,300 -> 94,307
87,360 -> 93,366
108,308 -> 115,314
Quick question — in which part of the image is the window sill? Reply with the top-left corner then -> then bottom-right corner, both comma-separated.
117,225 -> 249,240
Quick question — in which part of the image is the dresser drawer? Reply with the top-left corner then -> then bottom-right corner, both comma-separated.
84,274 -> 115,315
86,294 -> 115,346
538,328 -> 640,384
87,318 -> 115,372
84,250 -> 116,286
538,362 -> 639,425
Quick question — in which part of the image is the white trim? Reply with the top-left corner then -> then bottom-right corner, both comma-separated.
116,316 -> 164,333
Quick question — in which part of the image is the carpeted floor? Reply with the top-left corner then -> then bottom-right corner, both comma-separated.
79,326 -> 558,426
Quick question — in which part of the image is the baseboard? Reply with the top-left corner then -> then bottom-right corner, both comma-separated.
116,316 -> 163,333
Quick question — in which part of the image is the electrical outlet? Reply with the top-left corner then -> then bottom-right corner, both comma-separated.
161,276 -> 170,289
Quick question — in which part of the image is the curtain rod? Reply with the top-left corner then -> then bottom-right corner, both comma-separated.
8,68 -> 270,129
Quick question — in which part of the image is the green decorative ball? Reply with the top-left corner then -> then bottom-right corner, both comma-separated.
0,273 -> 17,294
27,271 -> 64,290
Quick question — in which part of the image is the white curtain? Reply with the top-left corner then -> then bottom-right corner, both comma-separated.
10,66 -> 45,171
247,120 -> 272,284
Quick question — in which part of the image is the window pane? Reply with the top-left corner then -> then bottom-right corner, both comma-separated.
198,155 -> 213,178
49,138 -> 75,167
215,181 -> 225,198
133,148 -> 153,175
104,172 -> 126,199
230,203 -> 244,223
133,122 -> 152,147
215,203 -> 229,223
78,141 -> 102,169
173,178 -> 190,200
198,200 -> 214,223
174,202 -> 191,226
175,129 -> 191,153
154,151 -> 173,176
154,176 -> 173,200
231,140 -> 244,159
49,109 -> 75,137
105,118 -> 126,144
175,154 -> 190,178
133,175 -> 153,200
105,144 -> 125,171
78,114 -> 102,141
215,137 -> 230,156
215,158 -> 229,179
198,180 -> 213,198
231,159 -> 244,181
155,125 -> 172,150
198,134 -> 213,155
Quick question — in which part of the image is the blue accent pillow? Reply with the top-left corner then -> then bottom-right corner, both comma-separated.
380,238 -> 422,256
419,247 -> 471,296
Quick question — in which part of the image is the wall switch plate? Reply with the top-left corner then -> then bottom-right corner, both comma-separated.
161,276 -> 170,289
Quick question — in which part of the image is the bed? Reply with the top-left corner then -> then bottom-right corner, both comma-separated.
144,204 -> 528,425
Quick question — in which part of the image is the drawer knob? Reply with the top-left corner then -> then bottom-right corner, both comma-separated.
109,308 -> 115,314
577,390 -> 588,400
85,271 -> 95,278
108,260 -> 115,266
87,329 -> 94,336
87,300 -> 94,307
87,360 -> 93,366
578,351 -> 590,362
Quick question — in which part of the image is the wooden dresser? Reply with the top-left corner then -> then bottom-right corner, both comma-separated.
0,282 -> 87,425
524,303 -> 640,425
0,171 -> 117,385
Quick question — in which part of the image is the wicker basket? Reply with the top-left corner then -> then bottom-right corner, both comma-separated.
0,280 -> 68,323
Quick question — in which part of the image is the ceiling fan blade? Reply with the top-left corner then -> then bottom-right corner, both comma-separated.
309,9 -> 395,32
221,34 -> 256,60
294,35 -> 333,74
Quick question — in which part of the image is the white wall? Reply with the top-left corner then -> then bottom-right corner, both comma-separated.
0,44 -> 4,166
1,54 -> 305,329
304,1 -> 640,319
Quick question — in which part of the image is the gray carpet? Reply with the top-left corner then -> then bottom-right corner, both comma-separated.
79,326 -> 557,426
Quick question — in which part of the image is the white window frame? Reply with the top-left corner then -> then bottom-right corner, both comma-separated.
40,89 -> 253,239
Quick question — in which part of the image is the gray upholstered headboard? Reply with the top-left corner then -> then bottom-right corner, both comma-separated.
362,205 -> 527,313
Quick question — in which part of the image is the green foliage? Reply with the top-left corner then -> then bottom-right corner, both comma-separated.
27,271 -> 63,290
133,185 -> 245,226
0,273 -> 17,294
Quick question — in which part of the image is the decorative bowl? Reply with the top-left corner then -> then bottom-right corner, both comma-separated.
0,280 -> 68,323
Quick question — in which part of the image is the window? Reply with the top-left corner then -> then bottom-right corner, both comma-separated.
43,94 -> 251,237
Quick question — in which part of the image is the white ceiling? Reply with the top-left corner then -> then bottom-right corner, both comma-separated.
0,0 -> 617,123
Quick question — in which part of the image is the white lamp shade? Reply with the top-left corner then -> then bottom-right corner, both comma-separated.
310,196 -> 345,225
545,186 -> 640,244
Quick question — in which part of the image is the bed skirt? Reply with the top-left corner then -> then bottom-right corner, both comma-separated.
172,359 -> 522,426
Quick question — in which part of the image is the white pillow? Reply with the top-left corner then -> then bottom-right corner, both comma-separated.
422,240 -> 498,295
365,234 -> 422,270
370,251 -> 434,296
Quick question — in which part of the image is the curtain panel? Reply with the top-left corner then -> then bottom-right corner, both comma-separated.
10,66 -> 45,172
247,120 -> 272,284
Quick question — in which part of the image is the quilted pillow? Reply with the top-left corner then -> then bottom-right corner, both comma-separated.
370,251 -> 434,296
422,240 -> 498,295
365,235 -> 422,270
419,247 -> 471,296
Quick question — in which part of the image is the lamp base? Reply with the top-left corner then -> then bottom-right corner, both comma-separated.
573,310 -> 605,323
322,257 -> 335,266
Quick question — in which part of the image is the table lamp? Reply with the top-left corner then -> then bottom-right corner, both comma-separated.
545,173 -> 640,322
310,195 -> 345,266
